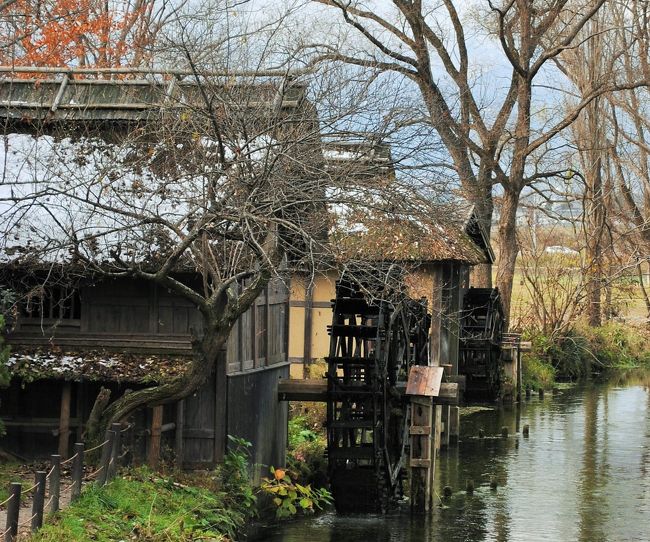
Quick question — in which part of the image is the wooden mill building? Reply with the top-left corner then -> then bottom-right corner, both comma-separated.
0,71 -> 312,475
288,142 -> 494,380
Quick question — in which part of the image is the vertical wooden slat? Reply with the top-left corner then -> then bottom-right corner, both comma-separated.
284,277 -> 291,364
58,382 -> 72,458
252,293 -> 258,368
148,406 -> 163,468
265,285 -> 270,366
214,354 -> 228,463
175,399 -> 184,468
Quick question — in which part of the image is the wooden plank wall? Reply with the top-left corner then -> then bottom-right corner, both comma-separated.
182,277 -> 290,470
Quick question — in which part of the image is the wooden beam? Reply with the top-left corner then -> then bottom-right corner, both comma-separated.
431,383 -> 460,405
148,406 -> 163,468
58,382 -> 72,458
278,378 -> 327,402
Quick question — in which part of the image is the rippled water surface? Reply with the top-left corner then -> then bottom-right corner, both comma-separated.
263,375 -> 650,542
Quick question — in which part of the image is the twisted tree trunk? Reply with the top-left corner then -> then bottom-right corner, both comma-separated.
86,322 -> 231,445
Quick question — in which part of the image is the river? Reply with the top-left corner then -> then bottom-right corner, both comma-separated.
262,373 -> 650,542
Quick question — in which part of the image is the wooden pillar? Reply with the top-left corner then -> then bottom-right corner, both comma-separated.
303,281 -> 314,378
58,382 -> 72,458
517,345 -> 523,402
441,405 -> 451,448
148,406 -> 163,468
434,404 -> 443,452
449,406 -> 460,443
409,397 -> 434,513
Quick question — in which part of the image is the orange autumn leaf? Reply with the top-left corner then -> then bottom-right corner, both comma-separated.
0,0 -> 157,75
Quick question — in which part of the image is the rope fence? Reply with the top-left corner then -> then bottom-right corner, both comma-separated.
84,439 -> 110,454
3,425 -> 129,542
59,452 -> 78,466
19,483 -> 38,495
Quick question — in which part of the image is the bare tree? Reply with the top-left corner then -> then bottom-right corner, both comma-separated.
0,59 -> 448,444
306,0 -> 647,323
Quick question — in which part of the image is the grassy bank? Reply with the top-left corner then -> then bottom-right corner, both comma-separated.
28,442 -> 256,542
522,321 -> 650,390
30,468 -> 250,541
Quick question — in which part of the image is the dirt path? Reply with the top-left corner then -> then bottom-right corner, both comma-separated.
0,478 -> 74,540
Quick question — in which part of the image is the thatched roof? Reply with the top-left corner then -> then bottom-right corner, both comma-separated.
5,346 -> 192,383
330,205 -> 489,265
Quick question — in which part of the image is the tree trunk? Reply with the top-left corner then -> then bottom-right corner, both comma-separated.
583,95 -> 605,328
471,173 -> 495,288
87,324 -> 230,445
496,185 -> 521,327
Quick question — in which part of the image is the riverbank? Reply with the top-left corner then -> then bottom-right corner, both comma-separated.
522,321 -> 650,390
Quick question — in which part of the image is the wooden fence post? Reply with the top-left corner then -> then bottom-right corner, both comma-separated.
31,471 -> 46,532
71,443 -> 84,501
148,406 -> 163,468
4,483 -> 21,542
98,430 -> 116,487
108,423 -> 122,481
49,455 -> 61,513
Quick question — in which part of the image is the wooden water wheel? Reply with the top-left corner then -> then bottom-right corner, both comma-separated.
325,279 -> 431,513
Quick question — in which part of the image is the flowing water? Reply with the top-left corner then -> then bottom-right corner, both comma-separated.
263,373 -> 650,542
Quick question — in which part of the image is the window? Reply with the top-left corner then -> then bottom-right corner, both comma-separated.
22,286 -> 81,320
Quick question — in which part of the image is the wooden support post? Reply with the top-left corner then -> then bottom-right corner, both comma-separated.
4,483 -> 21,542
108,423 -> 121,480
175,399 -> 184,469
71,442 -> 84,501
440,406 -> 451,447
49,455 -> 61,513
58,382 -> 72,458
409,397 -> 433,514
449,406 -> 460,444
431,404 -> 442,492
303,281 -> 314,378
31,471 -> 46,532
433,404 -> 443,452
516,347 -> 523,402
148,406 -> 163,468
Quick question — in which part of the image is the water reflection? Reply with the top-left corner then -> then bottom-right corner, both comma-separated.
263,376 -> 650,542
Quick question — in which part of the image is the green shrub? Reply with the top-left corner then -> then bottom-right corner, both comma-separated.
260,467 -> 332,519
